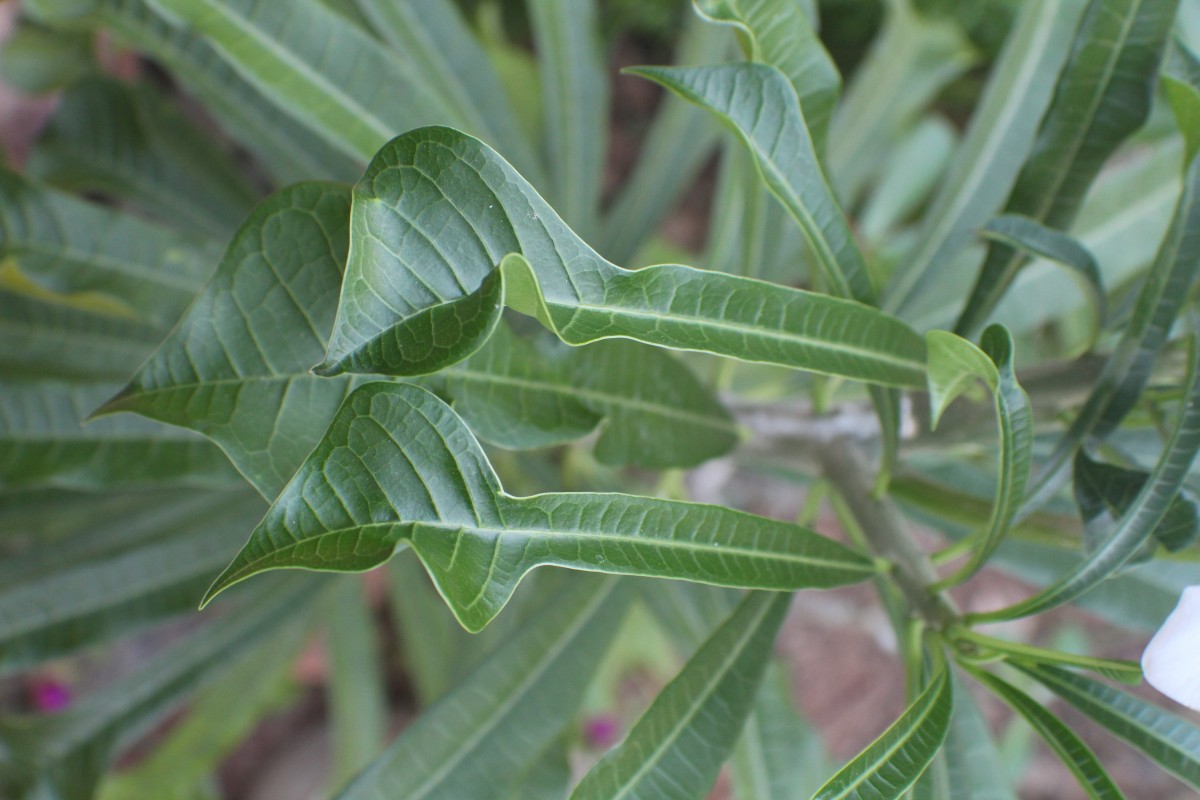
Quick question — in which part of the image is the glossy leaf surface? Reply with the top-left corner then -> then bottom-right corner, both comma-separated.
204,383 -> 877,631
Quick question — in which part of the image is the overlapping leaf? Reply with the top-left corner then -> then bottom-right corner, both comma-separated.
27,76 -> 260,237
925,325 -> 1032,586
0,489 -> 264,672
956,0 -> 1181,334
570,591 -> 789,800
693,0 -> 840,154
811,664 -> 953,800
884,0 -> 1086,320
337,576 -> 631,800
99,183 -> 739,497
203,382 -> 877,631
0,170 -> 217,327
0,380 -> 241,491
1016,662 -> 1200,791
318,126 -> 926,388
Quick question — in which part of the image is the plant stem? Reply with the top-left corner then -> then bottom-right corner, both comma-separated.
820,438 -> 957,631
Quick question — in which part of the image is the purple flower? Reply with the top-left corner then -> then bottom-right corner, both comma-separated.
30,679 -> 72,713
583,714 -> 620,749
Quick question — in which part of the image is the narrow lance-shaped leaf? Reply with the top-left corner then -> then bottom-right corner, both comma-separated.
732,661 -> 831,800
600,15 -> 731,264
202,382 -> 877,631
0,169 -> 217,327
925,325 -> 1033,587
966,666 -> 1125,800
884,0 -> 1087,320
0,290 -> 160,382
1074,450 -> 1200,556
0,490 -> 265,673
949,627 -> 1142,685
353,0 -> 542,187
939,677 -> 1019,800
971,334 -> 1200,622
27,76 -> 260,238
693,0 -> 840,154
74,0 -> 361,183
956,0 -> 1181,335
1015,662 -> 1200,792
319,126 -> 926,389
0,577 -> 316,800
632,63 -> 872,304
529,0 -> 608,239
979,214 -> 1106,327
570,591 -> 790,800
1164,37 -> 1200,164
336,576 -> 631,800
0,380 -> 242,491
826,0 -> 976,206
1019,141 -> 1200,516
811,662 -> 953,800
145,0 -> 478,167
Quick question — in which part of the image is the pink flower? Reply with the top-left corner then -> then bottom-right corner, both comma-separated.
583,714 -> 621,749
30,679 -> 72,713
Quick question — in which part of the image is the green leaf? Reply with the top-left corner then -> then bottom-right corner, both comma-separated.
203,382 -> 877,631
979,214 -> 1106,327
633,62 -> 872,304
858,117 -> 956,244
570,591 -> 790,800
0,170 -> 217,327
0,290 -> 160,381
27,76 -> 260,238
326,576 -> 388,789
145,0 -> 466,166
967,667 -> 1125,800
693,0 -> 841,154
351,0 -> 542,187
322,127 -> 927,389
529,0 -> 608,238
884,0 -> 1087,320
600,15 -> 731,264
1164,37 -> 1200,163
925,325 -> 1033,586
940,678 -> 1018,800
1015,661 -> 1200,792
950,628 -> 1142,685
0,19 -> 93,94
335,575 -> 631,800
810,663 -> 953,800
956,0 -> 1181,335
0,380 -> 242,491
96,614 -> 302,800
80,0 -> 361,183
826,0 -> 976,206
732,661 -> 830,800
97,182 -> 355,498
96,613 -> 303,800
440,325 -> 739,467
970,334 -> 1200,622
314,266 -> 505,378
0,490 -> 264,672
0,576 -> 316,800
1074,450 -> 1200,555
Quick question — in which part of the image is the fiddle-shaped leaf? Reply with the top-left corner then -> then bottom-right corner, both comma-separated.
319,127 -> 926,389
202,382 -> 878,631
925,325 -> 1032,587
570,591 -> 789,800
98,184 -> 739,498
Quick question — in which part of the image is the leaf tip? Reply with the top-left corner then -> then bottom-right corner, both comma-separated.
310,359 -> 344,378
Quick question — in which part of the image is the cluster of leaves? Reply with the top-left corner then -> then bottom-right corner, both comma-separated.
3,0 -> 1200,797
